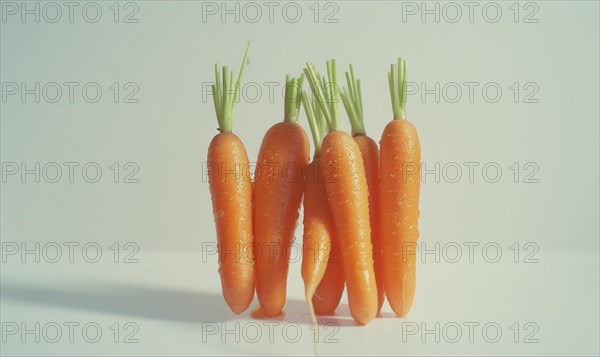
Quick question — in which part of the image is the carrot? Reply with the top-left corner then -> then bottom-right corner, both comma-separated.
304,60 -> 377,325
300,91 -> 333,357
305,91 -> 345,317
380,58 -> 421,317
339,65 -> 384,313
252,75 -> 310,318
207,43 -> 254,314
300,89 -> 343,323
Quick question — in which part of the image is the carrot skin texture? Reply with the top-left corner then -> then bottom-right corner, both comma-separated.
354,134 -> 384,313
207,131 -> 255,314
301,159 -> 335,308
380,119 -> 421,317
253,122 -> 310,317
321,131 -> 377,325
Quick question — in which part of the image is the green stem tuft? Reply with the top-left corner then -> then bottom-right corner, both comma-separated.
211,42 -> 251,132
284,74 -> 304,123
301,90 -> 326,157
303,60 -> 340,132
388,57 -> 408,120
340,64 -> 366,136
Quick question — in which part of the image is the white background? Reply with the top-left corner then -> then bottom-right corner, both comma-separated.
1,1 -> 599,356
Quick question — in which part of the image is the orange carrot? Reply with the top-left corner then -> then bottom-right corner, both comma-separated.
304,60 -> 377,325
340,65 -> 384,313
380,58 -> 421,317
300,90 -> 344,321
301,159 -> 332,315
207,43 -> 254,314
252,75 -> 310,318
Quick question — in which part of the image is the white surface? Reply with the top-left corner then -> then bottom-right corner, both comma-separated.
1,249 -> 598,356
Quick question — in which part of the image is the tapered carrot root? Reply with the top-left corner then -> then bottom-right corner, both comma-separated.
208,132 -> 254,314
302,159 -> 336,312
381,58 -> 421,317
253,121 -> 310,318
321,131 -> 377,325
353,134 -> 384,313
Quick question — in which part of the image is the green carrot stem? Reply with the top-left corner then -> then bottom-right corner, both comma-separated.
211,42 -> 251,132
301,90 -> 325,157
284,74 -> 305,123
340,64 -> 366,136
388,57 -> 407,120
303,60 -> 340,132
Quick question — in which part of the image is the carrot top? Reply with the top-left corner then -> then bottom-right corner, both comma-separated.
340,64 -> 366,136
388,58 -> 408,120
283,74 -> 305,123
301,90 -> 326,157
304,60 -> 340,132
211,42 -> 251,132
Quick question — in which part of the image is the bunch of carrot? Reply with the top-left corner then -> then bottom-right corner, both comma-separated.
206,45 -> 421,325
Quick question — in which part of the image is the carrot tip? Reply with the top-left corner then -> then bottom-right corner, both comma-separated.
391,305 -> 412,318
251,306 -> 286,320
228,303 -> 249,315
